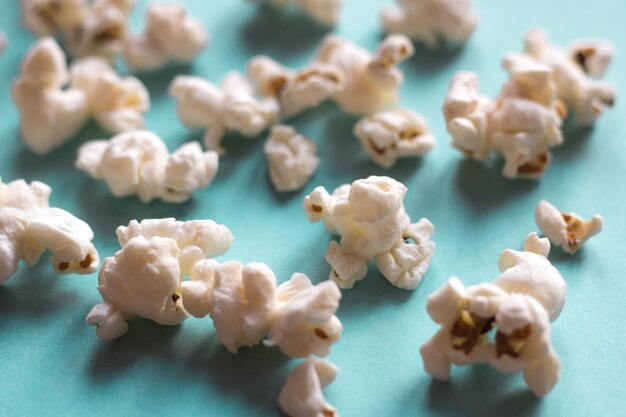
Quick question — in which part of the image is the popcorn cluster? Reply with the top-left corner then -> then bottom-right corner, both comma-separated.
86,218 -> 233,340
381,0 -> 478,48
0,178 -> 99,284
254,0 -> 342,26
420,233 -> 566,396
76,130 -> 219,203
304,176 -> 435,290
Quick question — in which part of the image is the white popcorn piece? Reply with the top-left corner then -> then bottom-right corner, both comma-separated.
420,233 -> 565,397
12,37 -> 89,155
124,3 -> 209,72
535,200 -> 603,255
278,358 -> 339,417
520,29 -> 616,126
380,0 -> 478,48
248,55 -> 344,118
170,73 -> 280,152
20,0 -> 87,37
266,274 -> 342,357
0,178 -> 99,284
263,125 -> 320,192
443,66 -> 565,179
258,0 -> 342,26
314,34 -> 414,115
303,176 -> 435,289
76,130 -> 219,203
86,218 -> 233,340
354,108 -> 435,168
70,57 -> 150,134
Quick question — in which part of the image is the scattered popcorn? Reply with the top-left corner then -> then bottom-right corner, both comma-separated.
0,178 -> 99,284
303,176 -> 435,289
315,34 -> 414,115
380,0 -> 478,48
124,3 -> 209,72
76,130 -> 219,203
12,37 -> 88,155
353,108 -> 435,168
248,55 -> 343,118
86,218 -> 233,340
263,125 -> 320,192
420,233 -> 565,396
266,273 -> 342,357
257,0 -> 342,26
20,0 -> 87,37
70,57 -> 150,133
278,358 -> 339,417
517,29 -> 616,126
443,64 -> 565,179
535,200 -> 603,255
170,73 -> 280,152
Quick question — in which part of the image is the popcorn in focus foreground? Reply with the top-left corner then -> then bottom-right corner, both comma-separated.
12,37 -> 88,155
304,176 -> 435,290
76,130 -> 219,203
354,108 -> 435,168
535,200 -> 603,255
381,0 -> 478,48
264,125 -> 320,192
420,233 -> 566,396
86,218 -> 233,340
125,3 -> 209,72
279,358 -> 339,417
254,0 -> 342,27
0,178 -> 99,284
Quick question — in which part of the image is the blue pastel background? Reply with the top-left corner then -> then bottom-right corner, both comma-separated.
0,1 -> 625,416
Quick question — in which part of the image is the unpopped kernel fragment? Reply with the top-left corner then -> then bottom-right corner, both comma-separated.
278,358 -> 339,417
85,218 -> 233,340
70,57 -> 150,133
380,0 -> 478,48
76,130 -> 219,203
264,125 -> 320,192
303,176 -> 435,289
535,200 -> 603,255
0,178 -> 99,284
169,73 -> 279,152
12,37 -> 88,155
354,108 -> 435,168
124,3 -> 209,72
257,0 -> 342,26
420,233 -> 566,397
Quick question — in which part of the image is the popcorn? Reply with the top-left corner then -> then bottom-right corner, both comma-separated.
0,33 -> 7,52
76,130 -> 219,203
443,64 -> 565,179
303,176 -> 435,289
278,358 -> 339,417
263,125 -> 320,192
420,233 -> 565,396
86,218 -> 233,340
315,34 -> 414,115
70,57 -> 150,133
257,0 -> 342,26
535,200 -> 603,255
12,37 -> 88,155
353,108 -> 435,168
0,178 -> 99,284
248,55 -> 343,118
380,0 -> 478,48
169,73 -> 280,152
20,0 -> 87,37
518,30 -> 616,126
124,3 -> 209,72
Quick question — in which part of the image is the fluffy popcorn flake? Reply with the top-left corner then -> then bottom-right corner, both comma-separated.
20,0 -> 87,37
258,0 -> 342,26
278,358 -> 339,417
0,178 -> 99,284
264,125 -> 320,192
354,108 -> 435,168
535,200 -> 603,255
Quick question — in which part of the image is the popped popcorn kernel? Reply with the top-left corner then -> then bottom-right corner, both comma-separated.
257,0 -> 342,26
278,358 -> 339,417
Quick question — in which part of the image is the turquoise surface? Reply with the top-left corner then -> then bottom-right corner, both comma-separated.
1,1 -> 625,416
